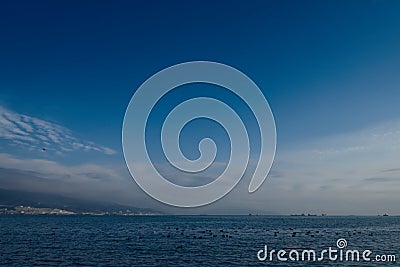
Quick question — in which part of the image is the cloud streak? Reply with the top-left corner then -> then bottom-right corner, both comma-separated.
0,153 -> 119,182
1,103 -> 399,215
0,152 -> 141,205
0,106 -> 116,155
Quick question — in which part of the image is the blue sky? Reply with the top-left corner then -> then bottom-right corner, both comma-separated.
1,1 -> 400,214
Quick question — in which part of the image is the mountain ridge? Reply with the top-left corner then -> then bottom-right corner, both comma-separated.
0,188 -> 160,214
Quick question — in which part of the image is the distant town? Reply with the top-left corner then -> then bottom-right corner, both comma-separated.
0,205 -> 158,216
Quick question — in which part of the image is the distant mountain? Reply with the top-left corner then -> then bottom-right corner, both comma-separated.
0,188 -> 161,214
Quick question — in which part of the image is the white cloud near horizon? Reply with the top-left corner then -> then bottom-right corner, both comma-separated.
0,105 -> 117,155
0,102 -> 399,215
0,152 -> 142,205
239,119 -> 400,215
274,120 -> 400,186
140,119 -> 400,215
0,153 -> 119,182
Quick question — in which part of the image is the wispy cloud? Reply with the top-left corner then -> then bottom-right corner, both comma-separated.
120,120 -> 400,215
380,168 -> 400,173
244,120 -> 400,215
363,177 -> 400,183
0,106 -> 116,155
266,123 -> 400,196
0,106 -> 147,208
0,153 -> 119,182
0,152 -> 141,205
1,102 -> 399,215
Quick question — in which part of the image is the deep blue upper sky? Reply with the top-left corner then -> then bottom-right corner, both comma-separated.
1,0 -> 400,152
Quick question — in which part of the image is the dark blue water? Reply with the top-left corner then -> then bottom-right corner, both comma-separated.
0,215 -> 399,266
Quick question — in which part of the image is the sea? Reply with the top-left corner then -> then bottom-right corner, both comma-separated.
0,215 -> 399,266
